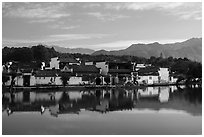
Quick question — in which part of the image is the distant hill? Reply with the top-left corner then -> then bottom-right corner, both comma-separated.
2,43 -> 95,55
92,38 -> 202,62
51,45 -> 95,55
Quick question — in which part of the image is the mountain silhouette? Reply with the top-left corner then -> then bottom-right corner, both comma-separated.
92,38 -> 202,62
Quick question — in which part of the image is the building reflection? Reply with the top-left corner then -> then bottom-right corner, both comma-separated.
2,86 -> 202,117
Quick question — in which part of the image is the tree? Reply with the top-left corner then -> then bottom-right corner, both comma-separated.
104,76 -> 110,85
2,75 -> 10,86
60,73 -> 70,87
95,77 -> 101,85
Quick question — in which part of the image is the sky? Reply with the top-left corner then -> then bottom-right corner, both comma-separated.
2,2 -> 202,50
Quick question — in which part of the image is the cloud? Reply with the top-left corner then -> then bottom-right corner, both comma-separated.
104,2 -> 201,20
48,22 -> 80,30
87,12 -> 129,21
2,33 -> 111,48
82,3 -> 101,8
2,2 -> 70,22
29,18 -> 56,23
105,2 -> 184,11
63,25 -> 80,30
48,33 -> 109,41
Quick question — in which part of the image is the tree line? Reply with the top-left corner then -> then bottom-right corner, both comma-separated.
2,44 -> 202,79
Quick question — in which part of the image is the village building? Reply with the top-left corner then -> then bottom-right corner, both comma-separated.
92,61 -> 133,85
95,61 -> 109,75
71,65 -> 101,85
169,73 -> 179,84
158,68 -> 170,83
136,67 -> 159,85
85,61 -> 94,66
44,57 -> 60,70
35,70 -> 62,85
59,57 -> 80,69
3,61 -> 39,87
134,63 -> 152,71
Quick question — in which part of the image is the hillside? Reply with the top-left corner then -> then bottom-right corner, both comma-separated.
2,43 -> 95,55
51,45 -> 95,55
92,38 -> 202,62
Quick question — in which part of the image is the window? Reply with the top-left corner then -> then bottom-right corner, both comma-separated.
149,76 -> 152,80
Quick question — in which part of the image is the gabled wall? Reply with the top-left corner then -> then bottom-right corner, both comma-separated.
95,62 -> 108,75
158,68 -> 169,83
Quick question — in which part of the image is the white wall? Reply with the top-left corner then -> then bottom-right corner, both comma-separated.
85,62 -> 93,65
36,76 -> 62,85
14,76 -> 24,86
30,76 -> 36,86
137,75 -> 158,84
55,77 -> 62,85
169,76 -> 178,83
158,68 -> 169,83
69,63 -> 80,65
68,77 -> 82,85
49,57 -> 60,69
36,77 -> 53,85
95,62 -> 108,75
152,76 -> 159,84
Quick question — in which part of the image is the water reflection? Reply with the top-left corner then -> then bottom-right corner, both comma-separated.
2,86 -> 202,117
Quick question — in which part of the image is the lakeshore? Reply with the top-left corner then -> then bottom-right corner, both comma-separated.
3,82 -> 200,93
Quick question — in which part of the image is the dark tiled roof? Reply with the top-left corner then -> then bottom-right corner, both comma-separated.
138,67 -> 159,76
108,69 -> 131,74
10,62 -> 39,71
58,57 -> 79,63
72,65 -> 100,73
169,73 -> 180,78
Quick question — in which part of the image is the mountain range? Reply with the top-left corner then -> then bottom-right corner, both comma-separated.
2,43 -> 95,55
2,38 -> 202,62
50,45 -> 95,54
92,38 -> 202,62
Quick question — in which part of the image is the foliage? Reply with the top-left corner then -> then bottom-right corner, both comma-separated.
60,73 -> 70,86
2,75 -> 10,85
2,44 -> 58,64
2,45 -> 202,79
104,76 -> 110,84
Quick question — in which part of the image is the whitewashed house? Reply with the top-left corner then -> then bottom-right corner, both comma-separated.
95,61 -> 108,75
137,67 -> 159,85
35,70 -> 62,85
59,57 -> 80,70
85,61 -> 94,65
169,74 -> 179,84
137,75 -> 159,85
158,68 -> 170,83
134,63 -> 151,71
45,57 -> 60,70
68,76 -> 83,85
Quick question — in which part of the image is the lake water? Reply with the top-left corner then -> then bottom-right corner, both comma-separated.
2,86 -> 202,135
